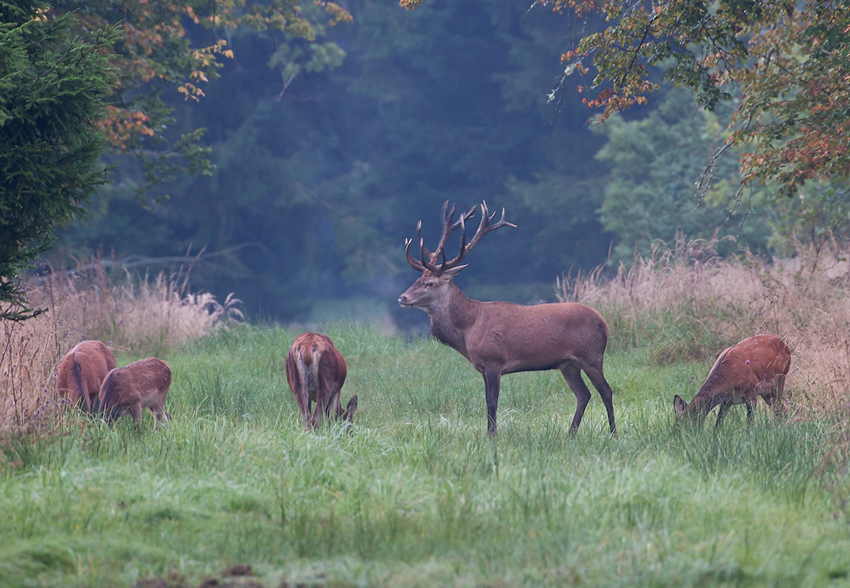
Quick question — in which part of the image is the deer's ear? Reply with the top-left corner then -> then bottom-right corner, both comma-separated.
673,394 -> 688,417
442,265 -> 468,278
343,395 -> 358,421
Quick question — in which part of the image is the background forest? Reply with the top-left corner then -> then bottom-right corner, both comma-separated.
46,0 -> 841,322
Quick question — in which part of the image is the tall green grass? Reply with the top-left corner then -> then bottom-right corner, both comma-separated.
1,325 -> 848,588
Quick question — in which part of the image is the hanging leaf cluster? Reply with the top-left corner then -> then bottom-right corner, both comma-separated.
528,0 -> 850,195
49,0 -> 352,191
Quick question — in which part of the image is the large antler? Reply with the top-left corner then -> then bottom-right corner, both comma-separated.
405,200 -> 515,275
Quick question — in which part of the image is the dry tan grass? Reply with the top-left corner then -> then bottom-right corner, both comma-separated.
558,232 -> 850,418
0,260 -> 242,431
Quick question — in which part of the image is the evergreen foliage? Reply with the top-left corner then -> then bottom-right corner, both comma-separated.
0,1 -> 115,321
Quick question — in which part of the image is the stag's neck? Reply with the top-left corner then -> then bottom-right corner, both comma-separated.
428,284 -> 480,358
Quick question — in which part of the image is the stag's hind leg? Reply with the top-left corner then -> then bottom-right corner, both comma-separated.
561,364 -> 593,435
582,363 -> 617,436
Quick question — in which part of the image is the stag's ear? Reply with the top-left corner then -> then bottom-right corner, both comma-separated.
442,265 -> 468,278
673,394 -> 688,417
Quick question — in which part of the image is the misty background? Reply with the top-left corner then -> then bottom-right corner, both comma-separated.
51,0 -> 788,327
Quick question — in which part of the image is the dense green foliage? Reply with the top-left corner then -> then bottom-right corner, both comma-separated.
537,0 -> 850,196
1,325 -> 848,587
0,1 -> 115,320
594,90 -> 773,261
47,0 -> 351,194
54,0 -> 788,321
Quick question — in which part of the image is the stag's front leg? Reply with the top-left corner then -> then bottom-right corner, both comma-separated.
483,368 -> 501,435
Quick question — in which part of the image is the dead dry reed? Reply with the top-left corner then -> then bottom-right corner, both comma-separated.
0,258 -> 241,431
558,232 -> 850,419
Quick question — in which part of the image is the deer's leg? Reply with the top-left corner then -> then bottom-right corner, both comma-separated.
325,390 -> 341,421
294,392 -> 311,429
583,364 -> 617,436
483,368 -> 501,436
152,404 -> 170,424
131,403 -> 144,427
309,395 -> 326,430
714,403 -> 731,430
561,364 -> 592,435
745,399 -> 756,424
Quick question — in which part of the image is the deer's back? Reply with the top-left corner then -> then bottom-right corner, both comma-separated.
286,333 -> 346,392
101,358 -> 171,405
700,334 -> 791,398
57,340 -> 116,396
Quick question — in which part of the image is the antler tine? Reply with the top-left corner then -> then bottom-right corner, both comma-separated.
460,200 -> 517,259
417,220 -> 434,269
405,237 -> 427,272
438,204 -> 473,271
427,201 -> 457,265
405,201 -> 499,274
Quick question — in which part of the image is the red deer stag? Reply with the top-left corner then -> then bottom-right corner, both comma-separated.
674,334 -> 791,428
99,358 -> 172,425
398,201 -> 616,436
286,333 -> 358,430
56,340 -> 116,412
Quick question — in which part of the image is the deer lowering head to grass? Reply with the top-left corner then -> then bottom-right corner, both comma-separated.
398,201 -> 616,436
286,333 -> 358,430
99,358 -> 172,426
56,340 -> 116,412
674,334 -> 791,429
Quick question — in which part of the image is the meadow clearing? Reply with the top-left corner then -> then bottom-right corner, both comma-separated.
1,242 -> 850,587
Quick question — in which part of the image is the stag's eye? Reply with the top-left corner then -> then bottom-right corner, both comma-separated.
424,281 -> 436,288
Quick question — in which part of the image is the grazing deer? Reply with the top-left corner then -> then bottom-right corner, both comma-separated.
674,334 -> 791,428
56,340 -> 116,412
286,333 -> 358,430
99,358 -> 172,425
398,201 -> 616,436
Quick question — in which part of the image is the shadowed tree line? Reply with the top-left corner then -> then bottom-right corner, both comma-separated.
15,0 -> 846,320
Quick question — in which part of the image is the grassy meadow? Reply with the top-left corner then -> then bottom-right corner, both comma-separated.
1,323 -> 850,588
2,243 -> 850,587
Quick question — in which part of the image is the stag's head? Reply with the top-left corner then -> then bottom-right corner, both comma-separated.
398,201 -> 515,312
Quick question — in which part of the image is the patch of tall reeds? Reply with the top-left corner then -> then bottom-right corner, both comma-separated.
558,232 -> 850,418
0,258 -> 241,431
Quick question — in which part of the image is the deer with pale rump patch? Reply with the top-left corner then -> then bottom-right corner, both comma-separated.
398,201 -> 616,436
99,357 -> 172,425
286,333 -> 358,430
56,340 -> 116,412
674,334 -> 791,428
